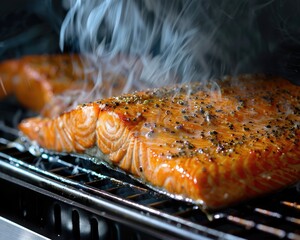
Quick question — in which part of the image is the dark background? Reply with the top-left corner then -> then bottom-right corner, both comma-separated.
0,0 -> 66,61
0,0 -> 300,84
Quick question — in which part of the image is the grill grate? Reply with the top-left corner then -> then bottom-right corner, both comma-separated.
0,120 -> 299,240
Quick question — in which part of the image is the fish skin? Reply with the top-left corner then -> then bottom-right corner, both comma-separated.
19,75 -> 300,209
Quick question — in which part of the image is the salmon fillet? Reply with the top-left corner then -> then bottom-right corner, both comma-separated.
0,54 -> 88,111
0,59 -> 19,98
19,75 -> 300,209
0,54 -> 129,117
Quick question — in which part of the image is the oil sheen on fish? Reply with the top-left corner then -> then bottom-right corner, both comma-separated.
18,75 -> 300,209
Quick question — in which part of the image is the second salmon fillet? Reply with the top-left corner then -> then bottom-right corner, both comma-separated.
19,75 -> 300,209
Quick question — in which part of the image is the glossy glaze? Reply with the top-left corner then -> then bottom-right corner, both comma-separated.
19,75 -> 300,209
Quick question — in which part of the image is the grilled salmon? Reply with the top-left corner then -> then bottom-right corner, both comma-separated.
0,54 -> 131,117
0,54 -> 89,112
0,59 -> 19,98
19,75 -> 300,209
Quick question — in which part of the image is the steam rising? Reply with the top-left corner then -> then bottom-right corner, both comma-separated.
60,0 -> 300,96
60,0 -> 227,89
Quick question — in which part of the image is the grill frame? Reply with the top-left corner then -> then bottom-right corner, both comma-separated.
0,142 -> 237,240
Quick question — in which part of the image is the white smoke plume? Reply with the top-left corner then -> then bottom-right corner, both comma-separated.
60,0 -> 229,89
60,0 -> 300,93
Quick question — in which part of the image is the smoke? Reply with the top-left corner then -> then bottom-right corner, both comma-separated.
60,0 -> 300,93
60,0 -> 227,88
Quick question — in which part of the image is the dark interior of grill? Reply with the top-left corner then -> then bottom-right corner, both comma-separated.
0,3 -> 300,240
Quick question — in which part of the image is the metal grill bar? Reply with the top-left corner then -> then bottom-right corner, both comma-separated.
0,153 -> 236,240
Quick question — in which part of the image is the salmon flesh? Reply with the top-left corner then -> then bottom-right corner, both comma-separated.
0,54 -> 129,117
19,75 -> 300,209
0,54 -> 90,112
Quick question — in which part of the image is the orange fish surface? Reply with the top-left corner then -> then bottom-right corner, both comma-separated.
0,54 -> 129,117
19,75 -> 300,209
